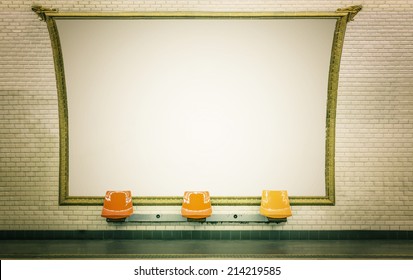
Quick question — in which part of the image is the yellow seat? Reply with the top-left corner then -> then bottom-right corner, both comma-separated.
181,191 -> 212,220
260,190 -> 292,219
101,190 -> 133,220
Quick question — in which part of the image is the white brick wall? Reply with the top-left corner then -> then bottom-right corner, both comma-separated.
0,0 -> 412,231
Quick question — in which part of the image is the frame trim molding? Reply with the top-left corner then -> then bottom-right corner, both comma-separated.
33,5 -> 362,206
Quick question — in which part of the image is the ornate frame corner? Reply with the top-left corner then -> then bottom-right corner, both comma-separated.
336,5 -> 363,22
31,5 -> 58,21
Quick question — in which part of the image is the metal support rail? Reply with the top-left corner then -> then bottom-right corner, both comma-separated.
107,213 -> 287,224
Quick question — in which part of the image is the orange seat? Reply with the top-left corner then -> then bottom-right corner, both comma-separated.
101,190 -> 133,220
260,190 -> 292,219
181,191 -> 212,220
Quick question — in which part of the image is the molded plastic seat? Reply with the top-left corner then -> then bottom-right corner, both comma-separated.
260,190 -> 292,219
181,191 -> 212,220
101,190 -> 133,220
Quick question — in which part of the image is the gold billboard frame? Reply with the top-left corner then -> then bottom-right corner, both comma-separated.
33,5 -> 361,206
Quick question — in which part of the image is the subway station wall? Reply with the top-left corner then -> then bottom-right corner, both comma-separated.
0,0 -> 412,231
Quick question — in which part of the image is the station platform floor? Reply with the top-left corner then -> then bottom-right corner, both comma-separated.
1,239 -> 412,259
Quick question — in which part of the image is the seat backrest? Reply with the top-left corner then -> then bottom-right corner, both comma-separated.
182,191 -> 211,210
103,190 -> 133,211
261,190 -> 289,207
